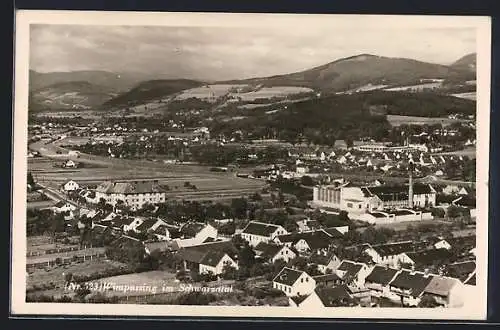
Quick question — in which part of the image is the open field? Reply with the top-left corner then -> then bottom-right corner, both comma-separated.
387,115 -> 468,127
384,82 -> 443,92
26,259 -> 128,289
435,147 -> 476,158
452,92 -> 476,101
230,86 -> 313,101
175,84 -> 248,101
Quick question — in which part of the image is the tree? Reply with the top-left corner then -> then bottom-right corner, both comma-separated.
231,198 -> 248,219
221,264 -> 238,280
238,244 -> 256,268
300,176 -> 314,187
27,172 -> 35,186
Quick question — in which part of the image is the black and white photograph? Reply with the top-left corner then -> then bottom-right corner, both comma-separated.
11,11 -> 491,319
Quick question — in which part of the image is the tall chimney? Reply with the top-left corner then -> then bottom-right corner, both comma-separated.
408,161 -> 414,208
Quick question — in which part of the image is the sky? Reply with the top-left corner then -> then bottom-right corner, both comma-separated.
29,20 -> 477,81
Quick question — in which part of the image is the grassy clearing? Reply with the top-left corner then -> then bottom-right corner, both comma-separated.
26,259 -> 128,289
387,115 -> 467,127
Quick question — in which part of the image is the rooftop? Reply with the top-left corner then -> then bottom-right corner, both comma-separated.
95,180 -> 164,195
273,267 -> 304,286
365,265 -> 399,286
389,270 -> 434,297
242,221 -> 283,237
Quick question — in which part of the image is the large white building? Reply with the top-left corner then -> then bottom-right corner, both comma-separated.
94,180 -> 166,210
312,183 -> 436,215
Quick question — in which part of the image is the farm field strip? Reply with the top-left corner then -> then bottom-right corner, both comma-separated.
386,115 -> 469,127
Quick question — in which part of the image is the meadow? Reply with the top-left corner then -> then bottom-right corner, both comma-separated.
386,115 -> 467,127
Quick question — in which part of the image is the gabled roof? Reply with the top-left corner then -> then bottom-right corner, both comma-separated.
255,242 -> 283,260
290,294 -> 309,306
96,180 -> 164,194
322,228 -> 344,239
423,276 -> 460,297
337,260 -> 365,280
315,285 -> 354,307
369,241 -> 415,257
153,224 -> 181,238
363,184 -> 434,202
273,267 -> 304,286
276,230 -> 335,249
389,270 -> 434,297
180,222 -> 210,238
242,221 -> 283,237
313,273 -> 342,284
464,271 -> 476,285
405,248 -> 454,266
365,265 -> 399,286
445,260 -> 476,282
135,218 -> 158,232
200,250 -> 230,267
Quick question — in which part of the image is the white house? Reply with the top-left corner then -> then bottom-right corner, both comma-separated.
199,251 -> 239,276
273,267 -> 316,297
364,241 -> 417,267
61,180 -> 80,192
180,222 -> 218,242
94,180 -> 166,210
241,221 -> 288,247
255,243 -> 297,264
53,201 -> 77,214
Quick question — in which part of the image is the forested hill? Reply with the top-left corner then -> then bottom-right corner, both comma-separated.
208,91 -> 475,143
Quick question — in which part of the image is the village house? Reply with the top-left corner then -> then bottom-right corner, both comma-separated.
403,248 -> 454,271
198,250 -> 239,276
273,267 -> 316,297
176,241 -> 239,275
364,265 -> 400,298
94,180 -> 166,210
421,276 -> 465,307
241,221 -> 288,247
296,285 -> 356,308
313,273 -> 344,288
309,252 -> 342,274
364,241 -> 421,267
254,242 -> 297,264
179,222 -> 218,242
134,217 -> 168,234
387,269 -> 434,306
445,260 -> 476,282
61,180 -> 80,192
334,260 -> 371,289
274,229 -> 343,255
152,223 -> 181,241
52,200 -> 77,214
